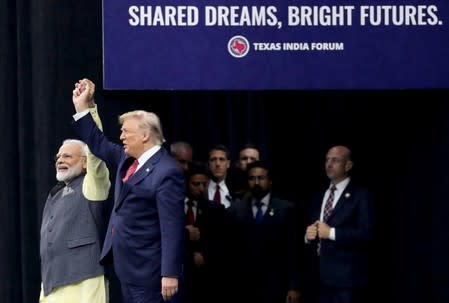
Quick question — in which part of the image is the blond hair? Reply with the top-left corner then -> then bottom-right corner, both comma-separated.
119,110 -> 165,144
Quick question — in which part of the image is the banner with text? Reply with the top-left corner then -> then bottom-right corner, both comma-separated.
103,0 -> 449,90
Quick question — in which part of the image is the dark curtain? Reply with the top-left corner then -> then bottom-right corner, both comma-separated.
1,0 -> 448,302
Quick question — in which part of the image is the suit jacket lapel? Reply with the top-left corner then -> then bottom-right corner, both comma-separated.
312,193 -> 326,222
126,164 -> 154,185
114,157 -> 133,209
114,151 -> 160,211
327,182 -> 353,221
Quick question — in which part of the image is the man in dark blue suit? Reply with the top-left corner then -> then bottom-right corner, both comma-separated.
304,145 -> 374,303
71,78 -> 185,303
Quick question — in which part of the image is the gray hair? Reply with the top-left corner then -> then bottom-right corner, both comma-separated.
62,139 -> 87,157
119,110 -> 165,145
170,141 -> 193,157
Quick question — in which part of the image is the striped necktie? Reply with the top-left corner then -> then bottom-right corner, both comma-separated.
323,185 -> 337,221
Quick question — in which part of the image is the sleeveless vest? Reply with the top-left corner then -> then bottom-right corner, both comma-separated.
40,174 -> 106,295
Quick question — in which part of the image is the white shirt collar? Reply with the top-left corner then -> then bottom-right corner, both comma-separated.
330,177 -> 350,192
253,193 -> 271,206
135,145 -> 161,171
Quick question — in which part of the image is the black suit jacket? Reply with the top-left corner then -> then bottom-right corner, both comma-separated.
184,197 -> 225,268
183,197 -> 225,303
226,194 -> 300,303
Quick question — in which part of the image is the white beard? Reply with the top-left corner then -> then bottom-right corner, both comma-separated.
56,161 -> 84,183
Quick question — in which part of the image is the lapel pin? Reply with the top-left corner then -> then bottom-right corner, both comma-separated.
344,192 -> 351,198
146,168 -> 150,173
62,186 -> 74,197
269,209 -> 274,216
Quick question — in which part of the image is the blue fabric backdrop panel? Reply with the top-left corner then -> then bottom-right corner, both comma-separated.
103,0 -> 449,90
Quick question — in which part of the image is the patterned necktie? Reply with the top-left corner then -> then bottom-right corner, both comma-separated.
317,185 -> 337,256
122,158 -> 139,182
254,201 -> 264,224
213,185 -> 221,203
323,185 -> 337,222
186,200 -> 195,225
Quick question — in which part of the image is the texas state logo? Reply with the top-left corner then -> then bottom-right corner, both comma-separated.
228,35 -> 250,58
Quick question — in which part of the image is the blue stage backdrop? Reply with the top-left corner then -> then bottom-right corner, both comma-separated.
103,0 -> 449,90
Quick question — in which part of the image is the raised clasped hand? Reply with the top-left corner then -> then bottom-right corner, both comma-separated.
72,78 -> 95,112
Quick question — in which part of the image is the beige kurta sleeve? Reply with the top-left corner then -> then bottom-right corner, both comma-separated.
82,104 -> 111,201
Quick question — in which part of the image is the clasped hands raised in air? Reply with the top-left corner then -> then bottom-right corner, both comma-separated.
72,78 -> 95,113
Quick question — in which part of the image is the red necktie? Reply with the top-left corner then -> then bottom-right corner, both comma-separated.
122,159 -> 139,182
186,200 -> 195,225
213,185 -> 221,203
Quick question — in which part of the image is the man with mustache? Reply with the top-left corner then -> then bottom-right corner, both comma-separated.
39,105 -> 111,303
226,160 -> 301,303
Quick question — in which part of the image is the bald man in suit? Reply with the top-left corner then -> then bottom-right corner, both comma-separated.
305,146 -> 374,303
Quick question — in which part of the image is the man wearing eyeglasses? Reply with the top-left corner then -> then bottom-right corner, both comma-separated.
39,105 -> 111,303
225,160 -> 301,303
